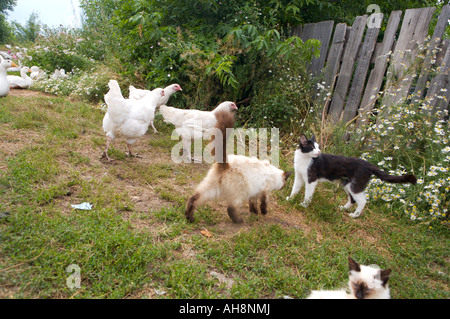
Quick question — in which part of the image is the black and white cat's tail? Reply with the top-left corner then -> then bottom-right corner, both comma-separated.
212,110 -> 235,171
369,166 -> 417,185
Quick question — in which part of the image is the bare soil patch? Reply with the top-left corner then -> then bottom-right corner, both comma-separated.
8,88 -> 54,98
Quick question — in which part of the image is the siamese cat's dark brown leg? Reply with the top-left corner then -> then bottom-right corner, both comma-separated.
260,192 -> 268,215
227,206 -> 243,223
249,198 -> 259,215
185,193 -> 200,222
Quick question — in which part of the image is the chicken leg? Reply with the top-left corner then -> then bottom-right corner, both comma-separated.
126,143 -> 143,158
150,122 -> 159,134
101,136 -> 114,162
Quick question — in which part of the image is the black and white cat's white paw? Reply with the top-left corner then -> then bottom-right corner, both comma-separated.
339,202 -> 352,211
348,211 -> 362,218
300,201 -> 309,208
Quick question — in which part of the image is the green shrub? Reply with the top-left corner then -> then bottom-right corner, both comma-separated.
28,26 -> 95,74
31,64 -> 118,103
240,46 -> 319,133
355,101 -> 449,224
30,49 -> 92,74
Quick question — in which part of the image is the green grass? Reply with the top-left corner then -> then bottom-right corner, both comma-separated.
0,92 -> 448,299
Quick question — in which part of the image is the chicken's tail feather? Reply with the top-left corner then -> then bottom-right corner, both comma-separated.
159,105 -> 182,125
159,105 -> 170,119
104,80 -> 124,104
104,80 -> 127,118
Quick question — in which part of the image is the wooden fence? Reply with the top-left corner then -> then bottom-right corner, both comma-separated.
292,5 -> 450,124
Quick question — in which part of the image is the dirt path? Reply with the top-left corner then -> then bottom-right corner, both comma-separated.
8,88 -> 54,98
1,89 -> 319,239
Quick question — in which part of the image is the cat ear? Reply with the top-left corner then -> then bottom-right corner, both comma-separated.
379,269 -> 392,286
348,257 -> 361,272
311,134 -> 316,142
299,135 -> 308,147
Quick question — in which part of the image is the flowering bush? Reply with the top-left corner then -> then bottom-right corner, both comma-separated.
357,104 -> 448,225
27,26 -> 95,74
68,66 -> 117,102
31,65 -> 117,103
341,40 -> 448,225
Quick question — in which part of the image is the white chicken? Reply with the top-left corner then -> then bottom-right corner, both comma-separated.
129,83 -> 182,105
160,101 -> 238,161
7,66 -> 32,89
128,83 -> 182,134
101,79 -> 164,161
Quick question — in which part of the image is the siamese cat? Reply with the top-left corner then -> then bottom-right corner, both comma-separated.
308,257 -> 392,299
185,111 -> 292,223
287,135 -> 417,218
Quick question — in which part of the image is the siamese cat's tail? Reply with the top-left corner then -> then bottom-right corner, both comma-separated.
213,110 -> 235,171
370,166 -> 417,185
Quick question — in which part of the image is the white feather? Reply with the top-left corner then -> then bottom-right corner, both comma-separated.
159,101 -> 237,160
129,83 -> 182,107
101,80 -> 163,160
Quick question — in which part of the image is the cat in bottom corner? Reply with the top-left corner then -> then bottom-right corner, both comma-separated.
307,257 -> 392,299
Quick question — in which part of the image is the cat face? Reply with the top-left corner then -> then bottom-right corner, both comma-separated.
348,257 -> 392,299
267,170 -> 293,191
282,171 -> 293,187
299,135 -> 321,158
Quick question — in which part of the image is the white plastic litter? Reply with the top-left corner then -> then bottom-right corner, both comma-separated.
153,288 -> 166,295
71,202 -> 93,210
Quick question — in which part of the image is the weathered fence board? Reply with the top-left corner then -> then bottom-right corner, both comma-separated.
424,43 -> 450,117
293,20 -> 335,76
328,15 -> 367,122
293,5 -> 449,125
323,23 -> 347,90
342,18 -> 382,123
357,10 -> 402,126
382,7 -> 436,108
413,4 -> 450,99
436,38 -> 449,66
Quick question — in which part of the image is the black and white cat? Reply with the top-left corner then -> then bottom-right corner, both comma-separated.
307,257 -> 392,299
287,135 -> 417,218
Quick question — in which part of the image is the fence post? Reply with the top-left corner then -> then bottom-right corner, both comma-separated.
413,4 -> 450,100
343,15 -> 382,124
328,15 -> 367,122
357,10 -> 402,127
381,7 -> 436,110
